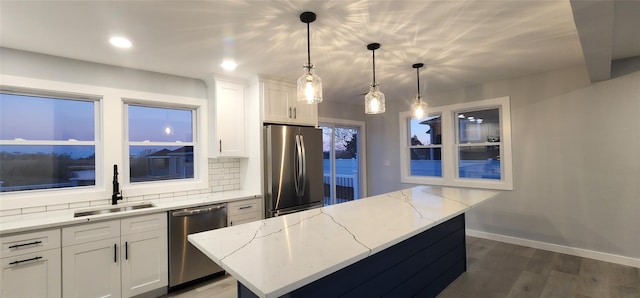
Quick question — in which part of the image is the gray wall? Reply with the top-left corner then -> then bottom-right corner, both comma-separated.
365,64 -> 640,259
0,48 -> 207,98
318,100 -> 366,121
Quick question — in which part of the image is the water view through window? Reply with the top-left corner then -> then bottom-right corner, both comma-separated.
0,93 -> 96,192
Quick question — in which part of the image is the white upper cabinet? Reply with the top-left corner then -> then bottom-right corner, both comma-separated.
207,77 -> 246,157
261,78 -> 317,126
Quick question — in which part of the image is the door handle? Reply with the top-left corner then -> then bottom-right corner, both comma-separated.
219,139 -> 222,153
172,205 -> 226,217
293,107 -> 297,119
114,244 -> 117,263
299,134 -> 306,195
294,134 -> 305,197
125,241 -> 128,260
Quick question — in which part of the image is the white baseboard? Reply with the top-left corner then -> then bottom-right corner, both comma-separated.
466,229 -> 640,269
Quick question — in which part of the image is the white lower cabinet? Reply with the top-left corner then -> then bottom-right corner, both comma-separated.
120,227 -> 167,297
62,213 -> 168,298
62,237 -> 121,297
228,197 -> 263,226
1,229 -> 61,298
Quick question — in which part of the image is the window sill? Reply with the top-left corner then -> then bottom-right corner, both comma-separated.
401,176 -> 513,191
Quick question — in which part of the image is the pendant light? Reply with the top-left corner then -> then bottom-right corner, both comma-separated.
365,43 -> 385,114
410,63 -> 428,119
297,11 -> 323,104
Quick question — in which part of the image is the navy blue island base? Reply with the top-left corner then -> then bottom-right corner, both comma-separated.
238,214 -> 466,298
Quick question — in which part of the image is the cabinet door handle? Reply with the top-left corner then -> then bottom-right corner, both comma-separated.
288,107 -> 292,118
219,139 -> 222,153
9,256 -> 42,266
8,240 -> 42,249
293,107 -> 297,119
125,242 -> 128,260
239,205 -> 253,210
114,244 -> 117,263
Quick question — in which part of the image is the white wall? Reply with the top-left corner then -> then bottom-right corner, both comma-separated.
365,64 -> 640,261
0,48 -> 207,99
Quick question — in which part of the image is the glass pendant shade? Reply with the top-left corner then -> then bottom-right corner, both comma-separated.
297,64 -> 323,104
411,95 -> 428,119
364,42 -> 385,114
365,84 -> 385,114
410,63 -> 427,119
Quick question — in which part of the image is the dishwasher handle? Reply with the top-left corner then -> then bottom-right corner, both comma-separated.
171,205 -> 226,217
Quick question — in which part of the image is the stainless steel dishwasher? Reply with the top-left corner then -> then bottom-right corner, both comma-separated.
168,203 -> 227,289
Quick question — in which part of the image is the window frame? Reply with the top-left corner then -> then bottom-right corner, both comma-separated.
124,103 -> 197,184
119,97 -> 207,197
0,90 -> 100,192
399,96 -> 513,190
0,75 -> 208,210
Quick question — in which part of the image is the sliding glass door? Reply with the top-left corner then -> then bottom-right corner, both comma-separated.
321,124 -> 362,206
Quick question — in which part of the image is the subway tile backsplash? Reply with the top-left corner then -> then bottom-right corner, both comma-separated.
1,158 -> 241,218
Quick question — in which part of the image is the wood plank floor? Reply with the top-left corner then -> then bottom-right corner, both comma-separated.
163,236 -> 640,298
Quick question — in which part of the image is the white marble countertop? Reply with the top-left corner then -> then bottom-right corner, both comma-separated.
188,185 -> 501,298
0,189 -> 261,235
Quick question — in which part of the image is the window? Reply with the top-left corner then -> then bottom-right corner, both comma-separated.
456,108 -> 501,180
409,115 -> 442,177
126,105 -> 195,183
400,96 -> 513,190
0,92 -> 97,192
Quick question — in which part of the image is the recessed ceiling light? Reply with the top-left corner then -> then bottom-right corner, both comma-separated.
110,36 -> 132,48
221,60 -> 237,70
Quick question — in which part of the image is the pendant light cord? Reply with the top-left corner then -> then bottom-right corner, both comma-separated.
372,49 -> 377,84
416,67 -> 421,97
306,22 -> 311,67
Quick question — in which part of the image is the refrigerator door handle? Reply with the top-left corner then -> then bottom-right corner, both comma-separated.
294,135 -> 302,197
299,134 -> 306,196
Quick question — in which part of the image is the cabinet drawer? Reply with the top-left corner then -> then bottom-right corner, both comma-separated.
229,212 -> 261,226
1,229 -> 60,258
228,198 -> 262,216
1,248 -> 61,298
62,220 -> 120,246
121,213 -> 167,235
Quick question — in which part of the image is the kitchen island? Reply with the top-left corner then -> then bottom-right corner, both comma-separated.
188,186 -> 501,298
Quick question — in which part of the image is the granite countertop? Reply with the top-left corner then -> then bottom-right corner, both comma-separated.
0,189 -> 261,235
188,185 -> 501,298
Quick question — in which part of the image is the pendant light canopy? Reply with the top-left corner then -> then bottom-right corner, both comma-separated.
365,43 -> 385,114
410,63 -> 428,119
297,11 -> 323,104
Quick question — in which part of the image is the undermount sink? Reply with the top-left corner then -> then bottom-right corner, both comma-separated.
74,203 -> 155,217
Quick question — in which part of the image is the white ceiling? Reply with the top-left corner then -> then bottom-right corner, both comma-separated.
1,1 -> 638,105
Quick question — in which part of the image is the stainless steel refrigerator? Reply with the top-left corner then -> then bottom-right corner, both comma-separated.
264,124 -> 323,217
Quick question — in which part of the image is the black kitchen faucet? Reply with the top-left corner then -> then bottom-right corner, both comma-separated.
112,164 -> 123,205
